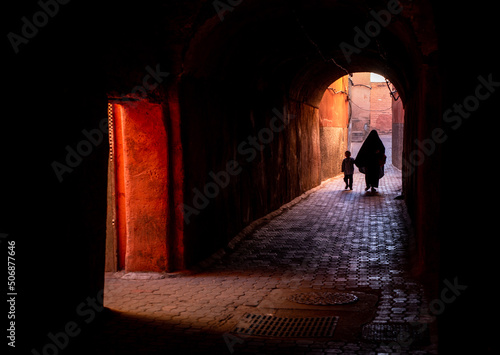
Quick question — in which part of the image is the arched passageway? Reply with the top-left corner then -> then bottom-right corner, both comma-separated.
105,0 -> 420,276
6,1 -> 497,354
317,72 -> 404,176
176,0 -> 436,281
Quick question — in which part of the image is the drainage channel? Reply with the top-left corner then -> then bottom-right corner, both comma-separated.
233,313 -> 339,338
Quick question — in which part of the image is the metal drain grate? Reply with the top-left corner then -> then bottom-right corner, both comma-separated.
233,313 -> 339,337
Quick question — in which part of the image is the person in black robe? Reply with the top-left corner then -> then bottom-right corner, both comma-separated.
355,130 -> 386,192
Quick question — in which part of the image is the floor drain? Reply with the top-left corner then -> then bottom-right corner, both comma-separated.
232,313 -> 339,337
288,292 -> 358,305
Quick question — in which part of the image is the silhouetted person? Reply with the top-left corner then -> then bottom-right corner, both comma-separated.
355,130 -> 386,192
342,150 -> 355,190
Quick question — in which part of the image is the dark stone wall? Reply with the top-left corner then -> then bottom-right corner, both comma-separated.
392,97 -> 405,170
4,1 -> 108,351
433,4 -> 497,353
391,122 -> 404,169
179,76 -> 323,266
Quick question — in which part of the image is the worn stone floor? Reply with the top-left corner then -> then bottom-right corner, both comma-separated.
82,138 -> 438,354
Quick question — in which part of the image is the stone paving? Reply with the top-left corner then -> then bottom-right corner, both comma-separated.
86,138 -> 438,354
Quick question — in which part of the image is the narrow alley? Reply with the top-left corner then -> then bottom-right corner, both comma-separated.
90,145 -> 437,354
6,2 -> 496,354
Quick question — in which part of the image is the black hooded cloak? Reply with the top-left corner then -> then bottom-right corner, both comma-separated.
355,130 -> 386,188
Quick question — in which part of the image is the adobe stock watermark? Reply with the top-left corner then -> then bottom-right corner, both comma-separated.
403,73 -> 499,177
51,64 -> 169,182
180,108 -> 294,224
51,118 -> 108,183
339,0 -> 403,64
380,277 -> 467,351
7,0 -> 71,54
30,289 -> 105,355
120,64 -> 170,106
213,0 -> 244,21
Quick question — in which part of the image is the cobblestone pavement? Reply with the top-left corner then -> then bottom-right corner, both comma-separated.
87,143 -> 438,354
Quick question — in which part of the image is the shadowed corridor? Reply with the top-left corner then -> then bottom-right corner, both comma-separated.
4,1 -> 497,354
83,147 -> 439,354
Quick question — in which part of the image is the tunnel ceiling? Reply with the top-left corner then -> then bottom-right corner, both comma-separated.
181,0 -> 438,106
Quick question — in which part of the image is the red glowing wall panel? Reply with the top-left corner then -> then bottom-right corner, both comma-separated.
113,101 -> 169,272
319,76 -> 349,128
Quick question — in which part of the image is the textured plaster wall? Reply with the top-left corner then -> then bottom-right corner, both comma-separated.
318,76 -> 350,180
392,98 -> 405,169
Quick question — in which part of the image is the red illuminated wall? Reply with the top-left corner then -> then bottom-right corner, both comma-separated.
318,76 -> 350,180
113,101 -> 170,272
319,76 -> 349,128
